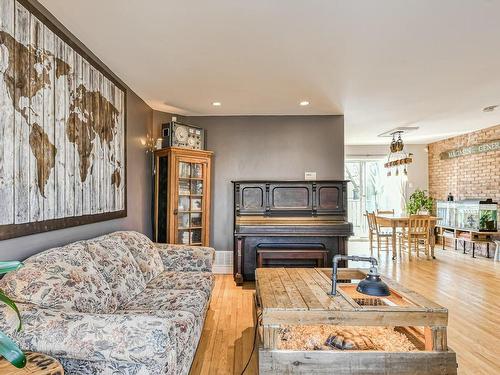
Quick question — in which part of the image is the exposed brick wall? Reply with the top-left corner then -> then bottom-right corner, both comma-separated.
428,124 -> 500,202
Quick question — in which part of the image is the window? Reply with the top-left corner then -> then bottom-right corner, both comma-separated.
345,159 -> 407,237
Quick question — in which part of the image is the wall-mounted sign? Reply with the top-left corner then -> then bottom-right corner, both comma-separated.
440,139 -> 500,160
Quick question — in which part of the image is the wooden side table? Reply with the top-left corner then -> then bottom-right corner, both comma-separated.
0,352 -> 63,374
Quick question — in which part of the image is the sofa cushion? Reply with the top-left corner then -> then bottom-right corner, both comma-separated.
122,288 -> 208,318
0,242 -> 117,313
59,358 -> 150,375
85,236 -> 146,307
147,271 -> 214,298
157,244 -> 214,272
107,231 -> 164,283
117,309 -> 198,362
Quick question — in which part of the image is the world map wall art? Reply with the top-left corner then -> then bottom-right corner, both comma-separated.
0,0 -> 126,240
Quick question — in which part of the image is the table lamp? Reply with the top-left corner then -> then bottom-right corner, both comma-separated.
329,255 -> 390,297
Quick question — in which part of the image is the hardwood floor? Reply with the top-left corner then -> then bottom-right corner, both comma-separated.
190,243 -> 500,375
190,272 -> 258,375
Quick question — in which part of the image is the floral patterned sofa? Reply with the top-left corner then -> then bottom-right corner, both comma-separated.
0,231 -> 215,375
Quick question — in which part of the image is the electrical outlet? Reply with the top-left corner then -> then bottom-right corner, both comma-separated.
305,172 -> 317,181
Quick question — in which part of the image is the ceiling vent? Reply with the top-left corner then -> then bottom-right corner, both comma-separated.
378,126 -> 420,138
482,105 -> 498,113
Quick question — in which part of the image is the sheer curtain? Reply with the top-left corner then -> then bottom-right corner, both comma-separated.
381,172 -> 408,214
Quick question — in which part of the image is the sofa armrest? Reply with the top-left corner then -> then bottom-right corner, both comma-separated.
155,243 -> 215,272
0,304 -> 177,368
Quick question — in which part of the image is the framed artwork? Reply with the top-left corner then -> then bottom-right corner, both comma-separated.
0,0 -> 127,240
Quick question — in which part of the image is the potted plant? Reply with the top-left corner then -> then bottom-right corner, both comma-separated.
0,261 -> 26,368
406,189 -> 434,215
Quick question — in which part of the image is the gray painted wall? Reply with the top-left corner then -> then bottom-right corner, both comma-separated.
0,1 -> 153,261
184,115 -> 345,252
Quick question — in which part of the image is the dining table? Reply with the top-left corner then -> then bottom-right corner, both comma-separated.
375,214 -> 438,260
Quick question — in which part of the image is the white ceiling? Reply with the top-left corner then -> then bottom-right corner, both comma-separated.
40,0 -> 500,144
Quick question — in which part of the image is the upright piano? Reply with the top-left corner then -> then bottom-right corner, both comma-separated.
232,180 -> 353,284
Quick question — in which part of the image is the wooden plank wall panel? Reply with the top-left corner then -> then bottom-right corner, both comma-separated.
43,24 -> 55,220
0,0 -> 126,239
110,79 -> 117,212
118,91 -> 123,210
115,84 -> 124,211
99,71 -> 106,214
73,52 -> 82,217
64,44 -> 75,217
13,3 -> 30,224
114,87 -> 120,211
28,14 -> 43,222
81,59 -> 90,215
0,0 -> 15,225
89,66 -> 97,214
103,77 -> 110,212
99,68 -> 105,214
111,81 -> 118,211
104,80 -> 109,211
54,35 -> 66,219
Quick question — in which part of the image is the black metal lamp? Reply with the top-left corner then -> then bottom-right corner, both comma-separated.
329,255 -> 391,297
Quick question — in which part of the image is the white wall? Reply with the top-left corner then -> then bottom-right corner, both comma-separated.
344,144 -> 429,194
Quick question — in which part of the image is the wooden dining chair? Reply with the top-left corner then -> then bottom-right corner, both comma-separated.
376,209 -> 395,232
398,215 -> 431,261
366,211 -> 392,257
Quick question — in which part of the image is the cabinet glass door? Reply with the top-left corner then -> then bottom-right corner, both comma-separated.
177,161 -> 204,245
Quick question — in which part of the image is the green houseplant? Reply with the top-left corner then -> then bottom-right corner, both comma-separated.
479,211 -> 496,231
0,261 -> 25,368
406,189 -> 434,215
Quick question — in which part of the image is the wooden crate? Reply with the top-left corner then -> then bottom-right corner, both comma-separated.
255,268 -> 458,374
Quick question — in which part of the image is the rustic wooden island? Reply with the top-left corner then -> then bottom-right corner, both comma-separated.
255,268 -> 458,374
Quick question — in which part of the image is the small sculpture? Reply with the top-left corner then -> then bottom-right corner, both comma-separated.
325,334 -> 355,350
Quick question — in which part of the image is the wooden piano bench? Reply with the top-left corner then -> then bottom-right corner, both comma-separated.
257,248 -> 328,268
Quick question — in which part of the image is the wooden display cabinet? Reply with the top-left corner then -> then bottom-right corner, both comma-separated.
154,147 -> 213,246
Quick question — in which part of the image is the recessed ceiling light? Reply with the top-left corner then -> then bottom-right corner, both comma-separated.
212,102 -> 221,107
482,105 -> 498,112
299,101 -> 310,106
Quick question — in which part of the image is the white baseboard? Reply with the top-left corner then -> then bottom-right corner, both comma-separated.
213,265 -> 233,274
213,250 -> 233,274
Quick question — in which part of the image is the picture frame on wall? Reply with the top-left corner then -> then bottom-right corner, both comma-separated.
0,0 -> 127,240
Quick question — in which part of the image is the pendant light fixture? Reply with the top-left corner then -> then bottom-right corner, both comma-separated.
384,131 -> 413,176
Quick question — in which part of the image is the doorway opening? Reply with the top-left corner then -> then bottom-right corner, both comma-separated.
345,159 -> 407,238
